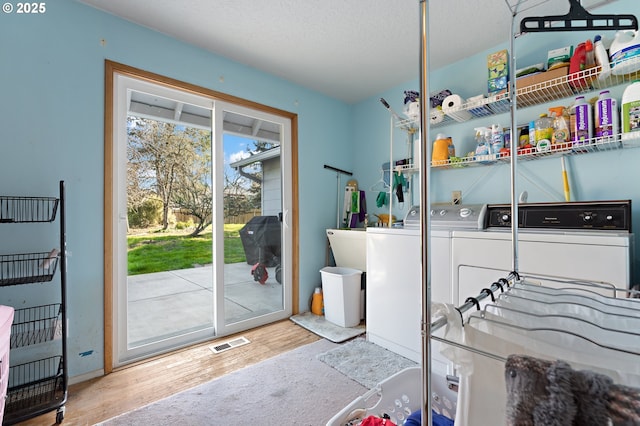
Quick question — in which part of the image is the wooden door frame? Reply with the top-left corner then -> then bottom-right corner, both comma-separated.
104,60 -> 299,374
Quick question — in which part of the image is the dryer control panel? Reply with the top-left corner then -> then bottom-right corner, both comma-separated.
486,200 -> 632,232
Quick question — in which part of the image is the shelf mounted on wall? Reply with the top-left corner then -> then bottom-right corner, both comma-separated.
520,0 -> 638,33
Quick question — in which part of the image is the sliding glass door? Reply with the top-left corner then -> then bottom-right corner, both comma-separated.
110,70 -> 292,366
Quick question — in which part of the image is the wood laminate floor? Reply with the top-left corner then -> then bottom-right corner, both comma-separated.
17,320 -> 319,426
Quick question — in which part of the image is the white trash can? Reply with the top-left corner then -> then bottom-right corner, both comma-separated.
320,266 -> 362,327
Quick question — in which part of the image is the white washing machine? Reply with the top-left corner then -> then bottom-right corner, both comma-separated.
366,204 -> 486,371
451,201 -> 634,306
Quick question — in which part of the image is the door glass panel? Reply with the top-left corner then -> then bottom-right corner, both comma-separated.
126,89 -> 214,350
222,111 -> 284,325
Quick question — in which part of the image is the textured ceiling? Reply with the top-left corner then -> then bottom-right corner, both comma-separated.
78,0 -> 617,104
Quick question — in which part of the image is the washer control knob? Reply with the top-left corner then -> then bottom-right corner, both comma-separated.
501,214 -> 511,223
439,209 -> 447,216
430,209 -> 436,216
606,215 -> 614,221
583,214 -> 593,222
460,208 -> 472,218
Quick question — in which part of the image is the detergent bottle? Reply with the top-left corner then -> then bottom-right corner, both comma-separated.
311,287 -> 324,315
474,127 -> 493,162
610,30 -> 640,76
432,133 -> 453,166
621,80 -> 640,146
568,41 -> 588,90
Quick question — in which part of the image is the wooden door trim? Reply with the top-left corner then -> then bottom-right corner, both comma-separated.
104,60 -> 299,374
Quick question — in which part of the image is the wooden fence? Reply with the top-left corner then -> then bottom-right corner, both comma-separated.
173,208 -> 260,225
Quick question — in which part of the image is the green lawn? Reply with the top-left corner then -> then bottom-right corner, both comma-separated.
127,224 -> 246,275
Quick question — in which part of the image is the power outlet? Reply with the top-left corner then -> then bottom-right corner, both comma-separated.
452,190 -> 462,205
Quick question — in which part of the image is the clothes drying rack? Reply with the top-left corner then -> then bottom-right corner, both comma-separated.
417,1 -> 640,425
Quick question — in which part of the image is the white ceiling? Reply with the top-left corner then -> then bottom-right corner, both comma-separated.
79,0 -> 617,104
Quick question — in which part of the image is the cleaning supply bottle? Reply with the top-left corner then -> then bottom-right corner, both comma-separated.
311,287 -> 324,315
535,113 -> 553,144
474,127 -> 492,163
594,90 -> 618,142
610,30 -> 640,76
432,133 -> 453,166
568,41 -> 588,90
572,96 -> 593,148
593,35 -> 611,79
490,124 -> 504,154
528,121 -> 537,147
549,106 -> 570,146
621,80 -> 640,146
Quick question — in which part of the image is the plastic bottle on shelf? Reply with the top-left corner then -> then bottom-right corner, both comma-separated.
528,121 -> 537,147
549,106 -> 570,147
490,124 -> 504,154
593,35 -> 611,79
621,80 -> 640,147
535,113 -> 554,143
568,41 -> 587,90
432,133 -> 453,166
474,127 -> 493,163
609,30 -> 640,76
311,287 -> 324,315
594,90 -> 618,144
572,96 -> 593,150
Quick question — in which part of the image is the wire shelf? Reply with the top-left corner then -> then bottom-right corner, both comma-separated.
401,56 -> 640,130
0,196 -> 59,223
0,251 -> 59,286
4,356 -> 65,422
433,133 -> 640,169
11,304 -> 61,349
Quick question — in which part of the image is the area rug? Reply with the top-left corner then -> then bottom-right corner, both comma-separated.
96,339 -> 368,426
290,311 -> 365,343
316,337 -> 418,389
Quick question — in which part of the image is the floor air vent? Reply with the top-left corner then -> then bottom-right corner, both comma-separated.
210,336 -> 250,354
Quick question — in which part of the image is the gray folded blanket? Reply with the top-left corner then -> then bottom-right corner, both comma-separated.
505,354 -> 640,426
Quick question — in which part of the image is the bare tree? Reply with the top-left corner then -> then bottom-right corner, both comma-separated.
172,128 -> 213,236
128,118 -> 208,231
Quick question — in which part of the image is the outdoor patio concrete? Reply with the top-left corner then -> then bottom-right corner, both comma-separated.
127,262 -> 283,346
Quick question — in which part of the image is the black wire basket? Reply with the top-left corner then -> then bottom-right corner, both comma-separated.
11,304 -> 61,348
0,252 -> 59,286
0,196 -> 59,223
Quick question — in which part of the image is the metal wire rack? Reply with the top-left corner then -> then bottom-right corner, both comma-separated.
11,304 -> 61,348
5,356 -> 65,419
411,56 -> 640,129
0,196 -> 58,223
0,252 -> 59,286
432,133 -> 640,169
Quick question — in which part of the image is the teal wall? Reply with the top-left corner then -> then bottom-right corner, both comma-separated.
0,0 -> 352,378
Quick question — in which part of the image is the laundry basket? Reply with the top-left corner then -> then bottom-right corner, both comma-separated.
326,366 -> 456,426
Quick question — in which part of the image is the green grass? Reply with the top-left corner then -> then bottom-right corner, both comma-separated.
127,224 -> 246,275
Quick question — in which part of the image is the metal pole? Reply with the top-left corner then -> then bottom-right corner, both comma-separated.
418,1 -> 432,425
508,4 -> 519,276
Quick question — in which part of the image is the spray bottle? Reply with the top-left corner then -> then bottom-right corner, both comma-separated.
474,127 -> 493,162
593,35 -> 611,79
549,106 -> 570,146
